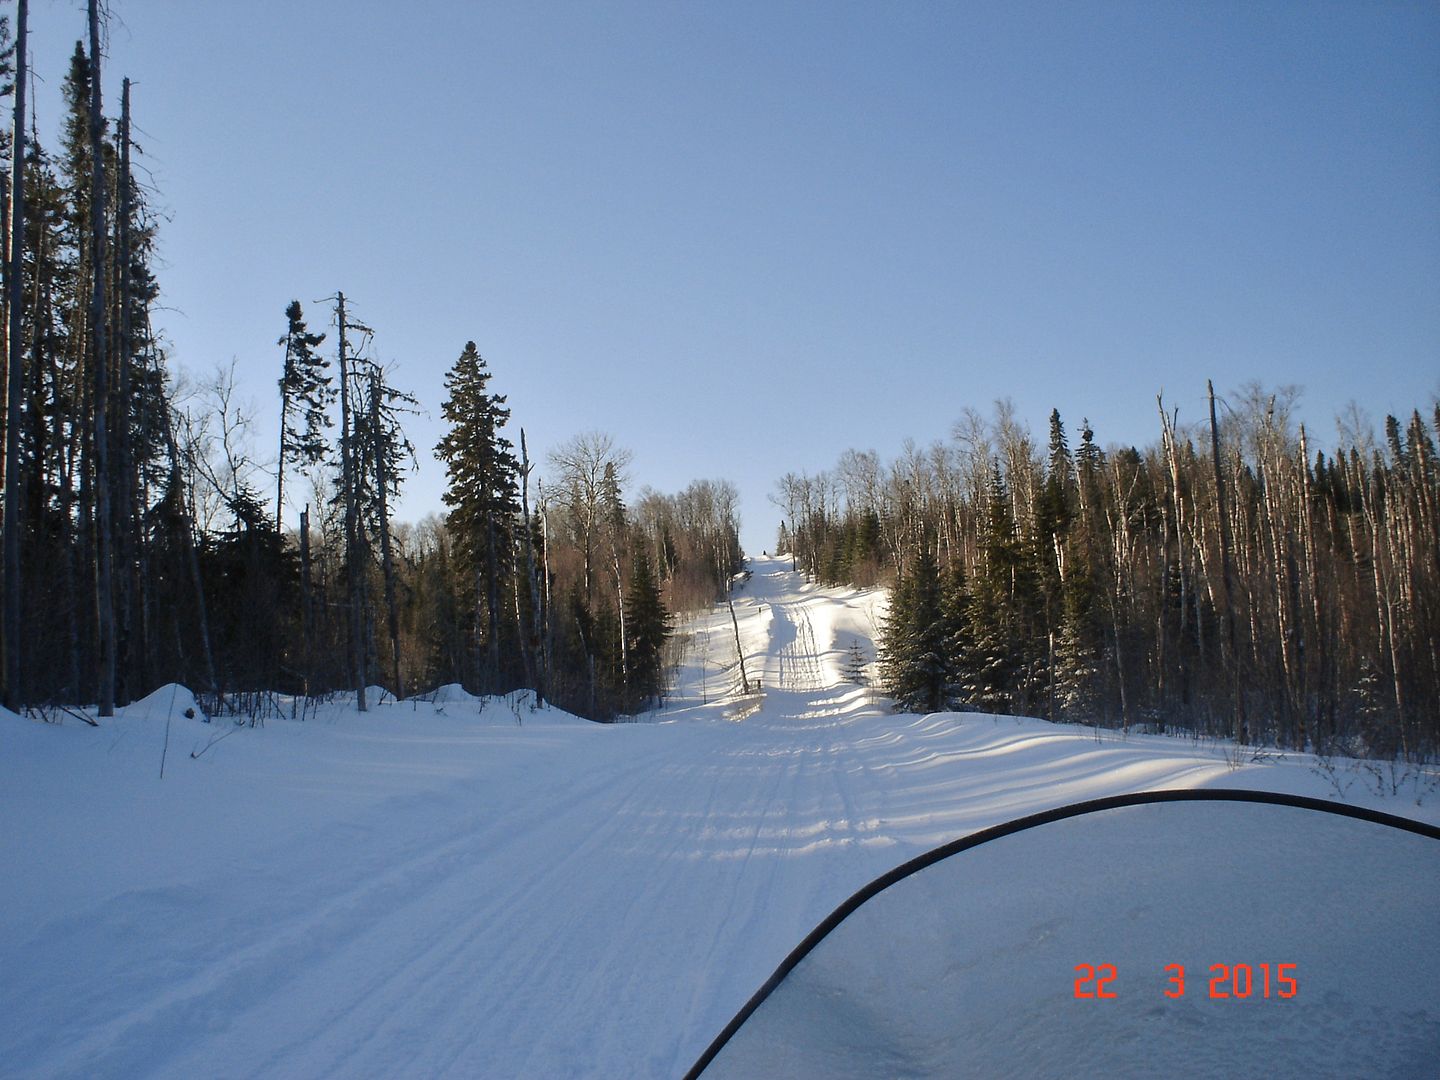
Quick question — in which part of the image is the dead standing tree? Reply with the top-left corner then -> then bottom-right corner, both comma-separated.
2,0 -> 27,709
88,0 -> 116,716
333,292 -> 366,711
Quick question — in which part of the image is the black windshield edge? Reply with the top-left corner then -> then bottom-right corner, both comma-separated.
683,787 -> 1440,1079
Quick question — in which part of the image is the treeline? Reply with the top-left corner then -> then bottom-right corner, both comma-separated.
0,4 -> 743,721
777,388 -> 1440,759
422,353 -> 742,718
208,339 -> 742,720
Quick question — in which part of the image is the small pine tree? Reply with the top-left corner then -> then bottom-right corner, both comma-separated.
1350,657 -> 1386,752
842,640 -> 869,685
1053,588 -> 1102,724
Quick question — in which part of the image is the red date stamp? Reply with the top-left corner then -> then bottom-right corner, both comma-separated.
1074,963 -> 1298,1000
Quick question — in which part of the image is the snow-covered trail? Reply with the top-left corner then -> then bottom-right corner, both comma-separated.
3,556 -> 1437,1078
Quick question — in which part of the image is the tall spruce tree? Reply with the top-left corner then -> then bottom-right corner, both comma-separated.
275,300 -> 330,531
1075,418 -> 1104,515
434,341 -> 519,692
1034,408 -> 1077,718
601,460 -> 631,702
880,544 -> 948,713
1036,409 -> 1075,587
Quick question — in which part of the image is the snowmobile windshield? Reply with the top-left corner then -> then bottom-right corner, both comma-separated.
689,791 -> 1440,1080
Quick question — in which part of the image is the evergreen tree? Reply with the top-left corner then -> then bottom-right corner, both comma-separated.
967,463 -> 1045,713
880,544 -> 947,713
601,459 -> 631,700
434,341 -> 519,691
940,558 -> 976,707
1053,582 -> 1103,723
10,125 -> 71,702
1351,657 -> 1386,751
959,586 -> 1012,713
879,569 -> 914,699
848,508 -> 883,585
1034,408 -> 1076,692
1404,410 -> 1436,486
415,522 -> 466,688
1384,414 -> 1406,469
275,300 -> 331,529
52,41 -> 98,702
841,639 -> 870,685
623,550 -> 670,711
204,484 -> 296,698
1036,409 -> 1075,557
1076,418 -> 1105,513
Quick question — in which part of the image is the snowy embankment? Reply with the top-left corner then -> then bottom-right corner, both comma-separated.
2,555 -> 1437,1078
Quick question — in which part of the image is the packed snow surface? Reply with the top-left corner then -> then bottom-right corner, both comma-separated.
2,555 -> 1436,1077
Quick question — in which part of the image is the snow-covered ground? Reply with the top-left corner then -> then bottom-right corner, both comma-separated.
2,555 -> 1437,1077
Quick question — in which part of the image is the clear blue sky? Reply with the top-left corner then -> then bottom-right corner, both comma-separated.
22,0 -> 1440,553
